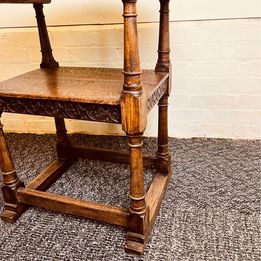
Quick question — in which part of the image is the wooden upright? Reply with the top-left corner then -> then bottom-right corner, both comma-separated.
0,0 -> 172,254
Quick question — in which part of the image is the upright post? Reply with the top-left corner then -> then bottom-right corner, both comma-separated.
155,0 -> 171,174
0,113 -> 25,222
121,0 -> 149,254
33,3 -> 59,68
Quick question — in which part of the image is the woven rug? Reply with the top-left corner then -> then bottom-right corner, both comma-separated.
0,134 -> 260,261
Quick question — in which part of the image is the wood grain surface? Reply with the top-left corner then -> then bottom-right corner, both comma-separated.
0,67 -> 168,105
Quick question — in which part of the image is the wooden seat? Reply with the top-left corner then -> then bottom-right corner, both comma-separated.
0,67 -> 168,109
0,0 -> 172,255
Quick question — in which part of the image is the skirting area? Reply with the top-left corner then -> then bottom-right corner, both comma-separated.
0,134 -> 260,260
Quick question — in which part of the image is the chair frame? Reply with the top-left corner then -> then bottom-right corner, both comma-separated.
0,0 -> 171,254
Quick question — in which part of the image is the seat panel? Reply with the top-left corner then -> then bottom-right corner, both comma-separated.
0,67 -> 169,106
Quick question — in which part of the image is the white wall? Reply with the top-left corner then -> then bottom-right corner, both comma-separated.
0,0 -> 261,27
0,1 -> 260,139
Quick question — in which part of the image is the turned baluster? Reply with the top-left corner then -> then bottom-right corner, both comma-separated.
121,0 -> 149,254
155,0 -> 171,174
0,113 -> 25,222
33,3 -> 59,69
155,0 -> 171,73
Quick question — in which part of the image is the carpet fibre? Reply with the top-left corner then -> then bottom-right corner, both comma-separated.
0,134 -> 260,261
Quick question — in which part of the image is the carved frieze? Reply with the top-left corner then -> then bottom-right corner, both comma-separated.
0,98 -> 122,124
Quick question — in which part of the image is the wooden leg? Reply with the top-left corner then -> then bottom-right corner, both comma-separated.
125,134 -> 149,255
33,3 -> 59,69
156,93 -> 170,174
155,0 -> 171,174
54,118 -> 71,160
0,115 -> 26,222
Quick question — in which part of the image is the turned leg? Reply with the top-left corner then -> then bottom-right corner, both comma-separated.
156,93 -> 170,174
121,0 -> 149,254
54,118 -> 72,160
155,0 -> 171,73
125,134 -> 149,255
0,115 -> 25,222
155,0 -> 171,174
33,3 -> 59,69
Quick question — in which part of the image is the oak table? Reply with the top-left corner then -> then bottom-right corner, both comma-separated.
0,0 -> 172,254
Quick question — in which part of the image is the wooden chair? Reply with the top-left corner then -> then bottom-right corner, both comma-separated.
0,0 -> 172,254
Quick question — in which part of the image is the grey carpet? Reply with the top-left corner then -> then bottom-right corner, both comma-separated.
0,134 -> 260,261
